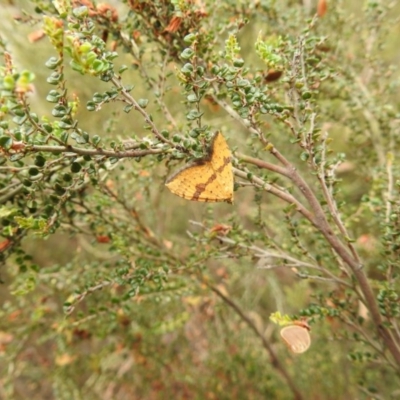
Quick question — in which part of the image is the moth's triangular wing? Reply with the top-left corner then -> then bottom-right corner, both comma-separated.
280,325 -> 311,354
165,132 -> 234,203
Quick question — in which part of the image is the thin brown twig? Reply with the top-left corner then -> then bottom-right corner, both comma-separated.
316,132 -> 361,263
236,152 -> 290,177
65,280 -> 112,315
111,75 -> 175,146
26,144 -> 164,158
205,280 -> 304,400
233,167 -> 316,223
100,184 -> 160,246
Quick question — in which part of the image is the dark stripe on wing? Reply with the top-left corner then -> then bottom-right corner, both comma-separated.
192,155 -> 232,201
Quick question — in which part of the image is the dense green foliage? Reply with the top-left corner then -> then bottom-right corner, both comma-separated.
1,0 -> 400,398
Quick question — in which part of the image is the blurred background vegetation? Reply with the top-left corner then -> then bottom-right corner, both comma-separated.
1,0 -> 400,399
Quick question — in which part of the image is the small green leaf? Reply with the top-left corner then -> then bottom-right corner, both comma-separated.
92,60 -> 106,73
92,135 -> 101,146
42,123 -> 53,133
124,105 -> 133,113
183,33 -> 197,43
45,57 -> 61,70
180,48 -> 194,60
70,60 -> 85,74
13,115 -> 27,125
52,105 -> 67,118
237,79 -> 250,87
187,94 -> 198,102
46,91 -> 60,102
72,5 -> 88,18
47,72 -> 63,85
71,162 -> 82,173
0,136 -> 12,149
300,152 -> 309,161
138,99 -> 149,108
93,93 -> 104,103
54,183 -> 66,195
233,58 -> 245,68
172,135 -> 181,143
186,110 -> 204,121
34,155 -> 46,167
60,131 -> 69,143
82,131 -> 89,142
211,65 -> 220,74
181,63 -> 194,75
3,75 -> 15,90
119,65 -> 128,74
79,42 -> 92,54
63,173 -> 72,182
29,167 -> 40,176
86,101 -> 96,111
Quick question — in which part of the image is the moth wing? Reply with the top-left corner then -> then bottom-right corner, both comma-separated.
165,132 -> 234,203
280,325 -> 311,354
